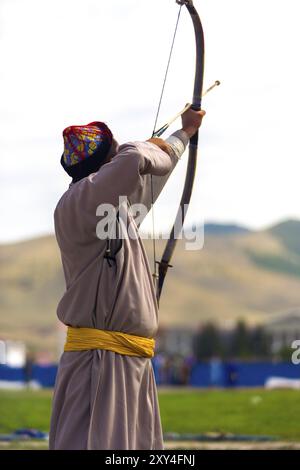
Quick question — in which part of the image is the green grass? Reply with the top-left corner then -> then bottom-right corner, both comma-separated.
0,390 -> 52,434
158,388 -> 300,440
0,388 -> 300,443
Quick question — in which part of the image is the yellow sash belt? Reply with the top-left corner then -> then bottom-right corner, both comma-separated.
64,326 -> 155,358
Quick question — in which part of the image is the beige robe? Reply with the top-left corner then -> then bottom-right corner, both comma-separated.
49,137 -> 184,450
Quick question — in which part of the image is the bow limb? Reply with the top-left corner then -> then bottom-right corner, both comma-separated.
156,0 -> 205,303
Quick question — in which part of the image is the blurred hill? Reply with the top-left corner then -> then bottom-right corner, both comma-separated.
1,220 -> 300,358
204,222 -> 250,236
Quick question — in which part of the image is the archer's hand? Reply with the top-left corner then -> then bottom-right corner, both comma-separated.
181,105 -> 206,138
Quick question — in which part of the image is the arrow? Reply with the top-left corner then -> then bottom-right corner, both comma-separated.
152,80 -> 220,138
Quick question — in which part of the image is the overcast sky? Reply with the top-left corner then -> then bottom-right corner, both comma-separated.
0,0 -> 299,243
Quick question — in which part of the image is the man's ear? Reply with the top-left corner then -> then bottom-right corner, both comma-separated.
147,137 -> 173,156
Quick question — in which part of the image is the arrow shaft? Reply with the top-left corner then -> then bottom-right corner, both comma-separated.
153,80 -> 220,138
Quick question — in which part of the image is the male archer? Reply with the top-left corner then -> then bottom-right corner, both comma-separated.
49,106 -> 205,450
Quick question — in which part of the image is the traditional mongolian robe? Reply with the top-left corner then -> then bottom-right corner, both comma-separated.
49,132 -> 188,450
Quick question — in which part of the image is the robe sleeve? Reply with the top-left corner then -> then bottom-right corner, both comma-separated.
128,130 -> 189,218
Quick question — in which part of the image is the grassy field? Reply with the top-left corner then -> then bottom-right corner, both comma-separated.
0,387 -> 300,449
158,388 -> 300,440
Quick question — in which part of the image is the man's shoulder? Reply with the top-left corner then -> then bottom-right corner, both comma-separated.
54,177 -> 93,220
54,184 -> 74,218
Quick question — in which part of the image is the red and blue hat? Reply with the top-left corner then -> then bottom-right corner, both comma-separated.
61,121 -> 113,182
